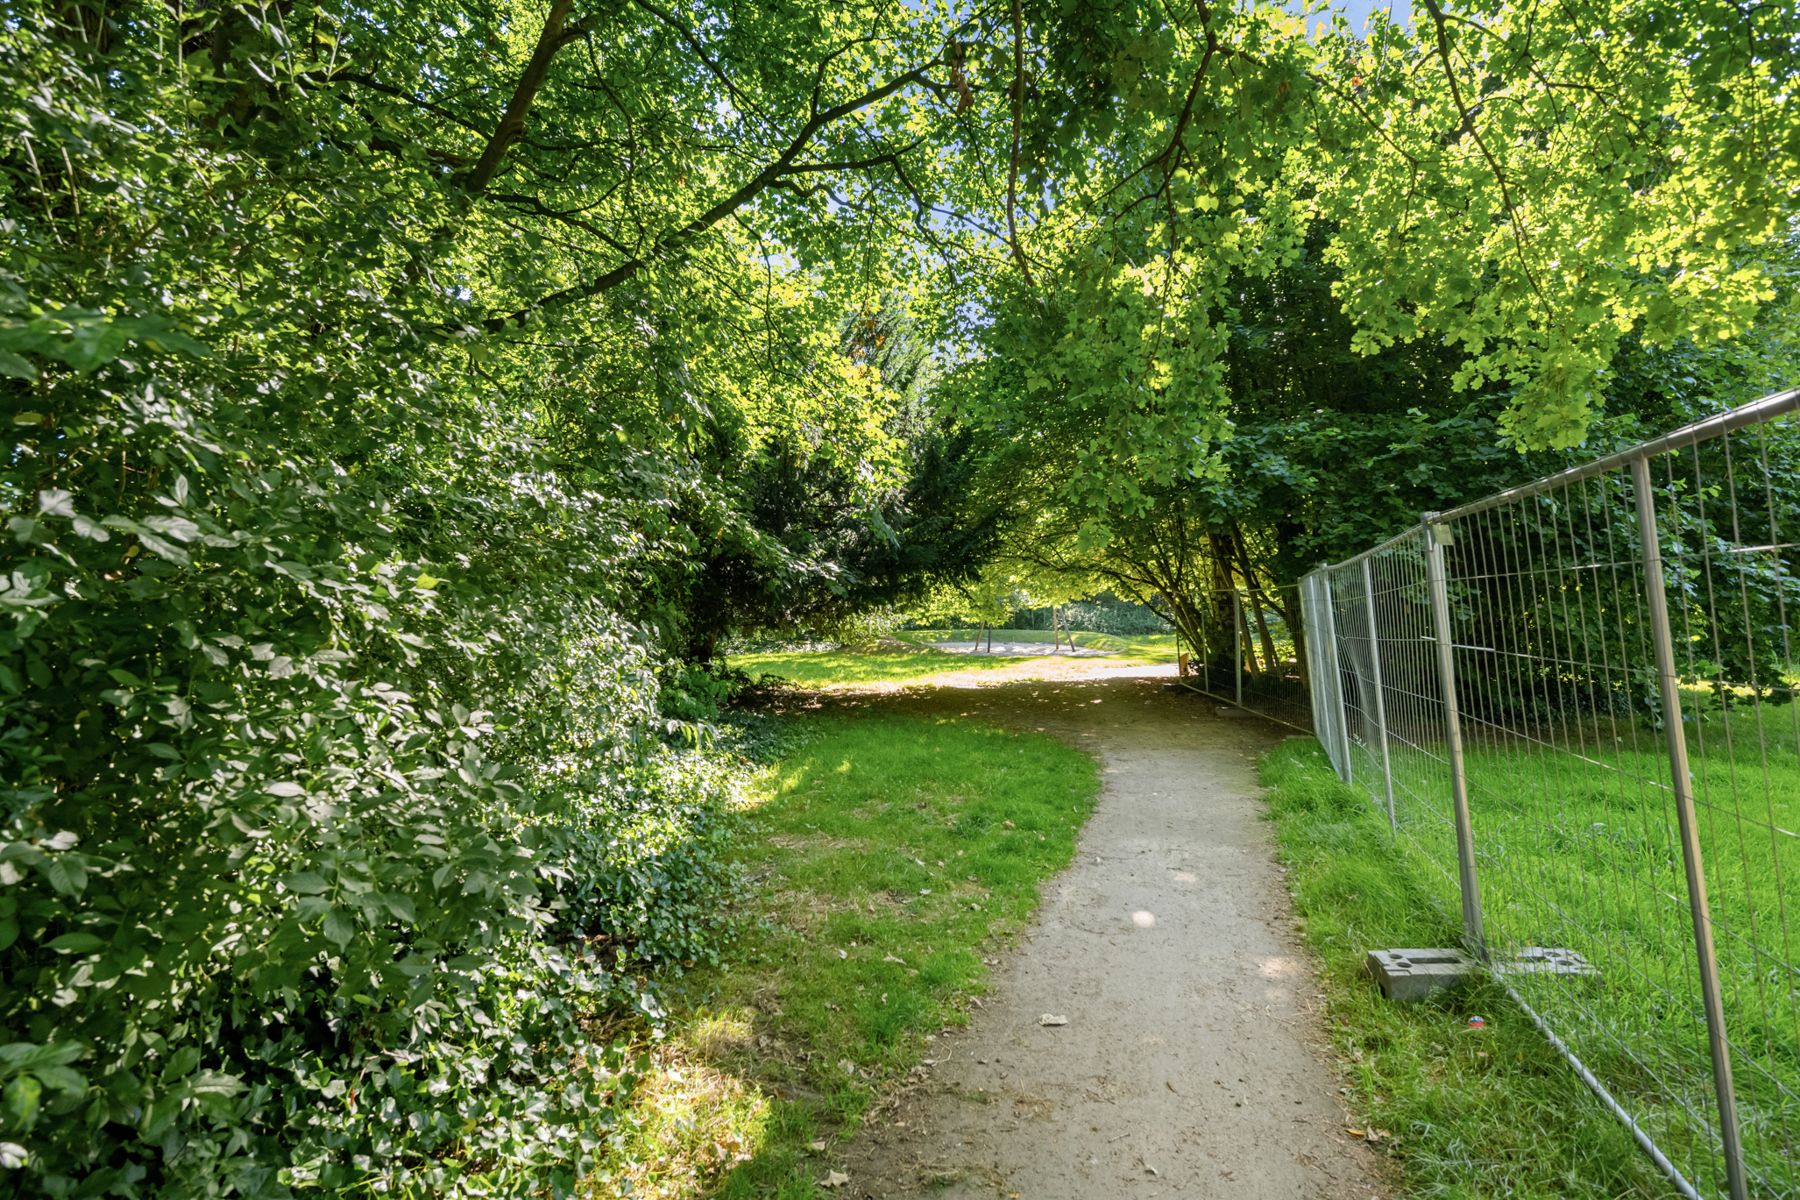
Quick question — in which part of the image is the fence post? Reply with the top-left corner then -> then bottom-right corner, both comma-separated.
1628,455 -> 1749,1200
1304,575 -> 1329,740
1229,589 -> 1242,706
1360,556 -> 1397,831
1318,572 -> 1352,784
1307,577 -> 1323,747
1422,518 -> 1486,961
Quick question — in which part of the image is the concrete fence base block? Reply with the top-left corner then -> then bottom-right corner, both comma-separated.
1497,946 -> 1599,980
1367,946 -> 1600,1002
1366,948 -> 1480,1001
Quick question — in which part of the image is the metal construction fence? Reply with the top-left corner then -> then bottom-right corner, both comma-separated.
1179,584 -> 1318,731
1300,387 -> 1800,1199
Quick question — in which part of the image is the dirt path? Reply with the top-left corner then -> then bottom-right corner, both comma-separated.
836,669 -> 1388,1200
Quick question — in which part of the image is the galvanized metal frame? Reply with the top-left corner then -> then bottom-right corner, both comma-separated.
1629,453 -> 1749,1200
1289,388 -> 1800,1199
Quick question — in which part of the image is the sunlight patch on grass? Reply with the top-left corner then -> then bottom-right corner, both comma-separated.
730,647 -> 1043,687
897,627 -> 1179,663
608,1044 -> 771,1200
730,631 -> 1179,688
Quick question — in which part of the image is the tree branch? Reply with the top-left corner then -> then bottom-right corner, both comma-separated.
463,0 -> 578,196
1005,0 -> 1035,286
631,0 -> 770,128
1419,0 -> 1545,304
481,63 -> 936,330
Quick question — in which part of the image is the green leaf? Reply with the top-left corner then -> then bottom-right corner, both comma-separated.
46,932 -> 103,954
141,515 -> 201,543
58,317 -> 129,372
322,909 -> 354,949
43,858 -> 87,897
142,329 -> 211,359
35,490 -> 74,518
140,1092 -> 181,1140
70,515 -> 110,542
2,1076 -> 41,1129
0,1043 -> 82,1073
133,530 -> 189,564
164,1047 -> 201,1081
380,893 -> 416,923
186,1071 -> 242,1097
31,1067 -> 82,1096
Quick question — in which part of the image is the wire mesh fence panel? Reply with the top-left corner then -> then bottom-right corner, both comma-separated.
1294,388 -> 1800,1200
1655,421 -> 1800,1195
1182,584 -> 1316,733
1438,467 -> 1741,1197
1360,532 -> 1466,909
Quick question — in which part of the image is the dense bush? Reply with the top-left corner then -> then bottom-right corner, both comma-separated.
0,9 -> 751,1194
0,301 -> 766,1192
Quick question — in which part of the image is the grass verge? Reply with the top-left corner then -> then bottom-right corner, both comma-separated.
1338,698 -> 1799,1190
594,709 -> 1100,1198
1260,737 -> 1671,1198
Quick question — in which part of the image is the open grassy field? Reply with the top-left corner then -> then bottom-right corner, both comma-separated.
1337,697 -> 1800,1196
594,710 -> 1100,1198
727,645 -> 1042,687
729,629 -> 1180,689
896,627 -> 1179,661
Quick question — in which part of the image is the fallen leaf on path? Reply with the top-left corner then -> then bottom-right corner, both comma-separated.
1038,1013 -> 1068,1026
819,1170 -> 849,1188
883,954 -> 905,964
808,1140 -> 827,1152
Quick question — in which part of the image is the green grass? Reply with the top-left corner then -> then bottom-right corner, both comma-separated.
730,630 -> 1180,688
728,646 -> 1042,687
1260,738 -> 1672,1198
1436,703 -> 1800,1195
596,710 -> 1100,1198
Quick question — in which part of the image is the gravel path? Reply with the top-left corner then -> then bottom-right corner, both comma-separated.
837,670 -> 1389,1200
